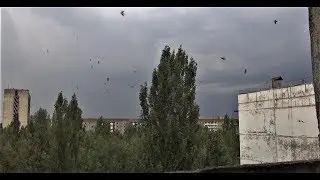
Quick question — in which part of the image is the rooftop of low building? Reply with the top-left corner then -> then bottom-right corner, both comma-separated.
4,88 -> 30,93
238,76 -> 313,95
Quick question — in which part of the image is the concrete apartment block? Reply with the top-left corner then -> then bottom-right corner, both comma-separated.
2,90 -> 15,128
17,90 -> 31,128
83,118 -> 137,134
2,89 -> 31,128
83,116 -> 236,134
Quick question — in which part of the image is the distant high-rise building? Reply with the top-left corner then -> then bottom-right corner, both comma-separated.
2,89 -> 31,128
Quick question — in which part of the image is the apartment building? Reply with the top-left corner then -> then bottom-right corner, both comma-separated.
83,117 -> 138,134
198,116 -> 226,132
83,116 -> 235,134
2,89 -> 31,128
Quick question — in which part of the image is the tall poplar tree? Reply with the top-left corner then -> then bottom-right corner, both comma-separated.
139,45 -> 200,172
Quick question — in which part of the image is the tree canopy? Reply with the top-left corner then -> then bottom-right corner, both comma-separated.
0,45 -> 239,172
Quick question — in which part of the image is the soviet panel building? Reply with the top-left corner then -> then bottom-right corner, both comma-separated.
83,117 -> 138,134
2,89 -> 31,128
83,116 -> 236,134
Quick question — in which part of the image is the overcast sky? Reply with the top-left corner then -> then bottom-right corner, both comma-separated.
1,7 -> 312,119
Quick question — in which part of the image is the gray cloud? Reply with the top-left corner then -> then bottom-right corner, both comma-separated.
1,7 -> 312,119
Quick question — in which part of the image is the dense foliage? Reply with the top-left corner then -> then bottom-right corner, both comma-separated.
0,46 -> 239,172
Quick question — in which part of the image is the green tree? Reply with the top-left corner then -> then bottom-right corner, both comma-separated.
67,93 -> 83,171
139,45 -> 200,172
52,91 -> 71,172
25,107 -> 52,172
214,114 -> 240,166
139,82 -> 149,124
95,116 -> 110,136
0,48 -> 243,172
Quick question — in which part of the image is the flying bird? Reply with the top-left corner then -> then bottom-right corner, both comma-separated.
42,48 -> 49,55
274,20 -> 278,24
90,58 -> 91,62
133,70 -> 137,73
104,89 -> 111,94
76,85 -> 79,90
220,57 -> 226,61
121,11 -> 125,16
107,77 -> 110,82
104,82 -> 107,85
91,65 -> 93,69
98,61 -> 100,64
244,69 -> 247,74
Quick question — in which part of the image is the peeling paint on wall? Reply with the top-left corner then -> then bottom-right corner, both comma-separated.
239,83 -> 320,165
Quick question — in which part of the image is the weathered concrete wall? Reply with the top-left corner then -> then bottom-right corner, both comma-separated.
2,90 -> 15,127
308,7 -> 320,148
184,159 -> 320,173
2,89 -> 30,128
18,90 -> 30,127
238,83 -> 320,165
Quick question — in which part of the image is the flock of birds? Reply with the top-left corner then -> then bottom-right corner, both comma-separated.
217,19 -> 279,76
41,9 -> 280,94
41,10 -> 131,95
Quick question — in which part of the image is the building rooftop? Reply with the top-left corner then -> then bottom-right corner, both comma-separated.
238,80 -> 313,95
4,88 -> 30,93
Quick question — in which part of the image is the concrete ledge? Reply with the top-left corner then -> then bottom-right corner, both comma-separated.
200,159 -> 320,173
170,159 -> 320,173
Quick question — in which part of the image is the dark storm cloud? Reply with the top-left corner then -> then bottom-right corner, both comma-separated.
1,7 -> 312,118
1,9 -> 31,89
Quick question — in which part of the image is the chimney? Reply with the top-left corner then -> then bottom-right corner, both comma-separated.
271,76 -> 283,89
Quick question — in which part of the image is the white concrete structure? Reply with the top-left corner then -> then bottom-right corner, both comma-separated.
2,89 -> 31,128
238,82 -> 320,165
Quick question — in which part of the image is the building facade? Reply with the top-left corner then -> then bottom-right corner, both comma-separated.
83,116 -> 233,134
2,89 -> 31,128
83,118 -> 138,134
238,81 -> 320,165
198,116 -> 226,132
